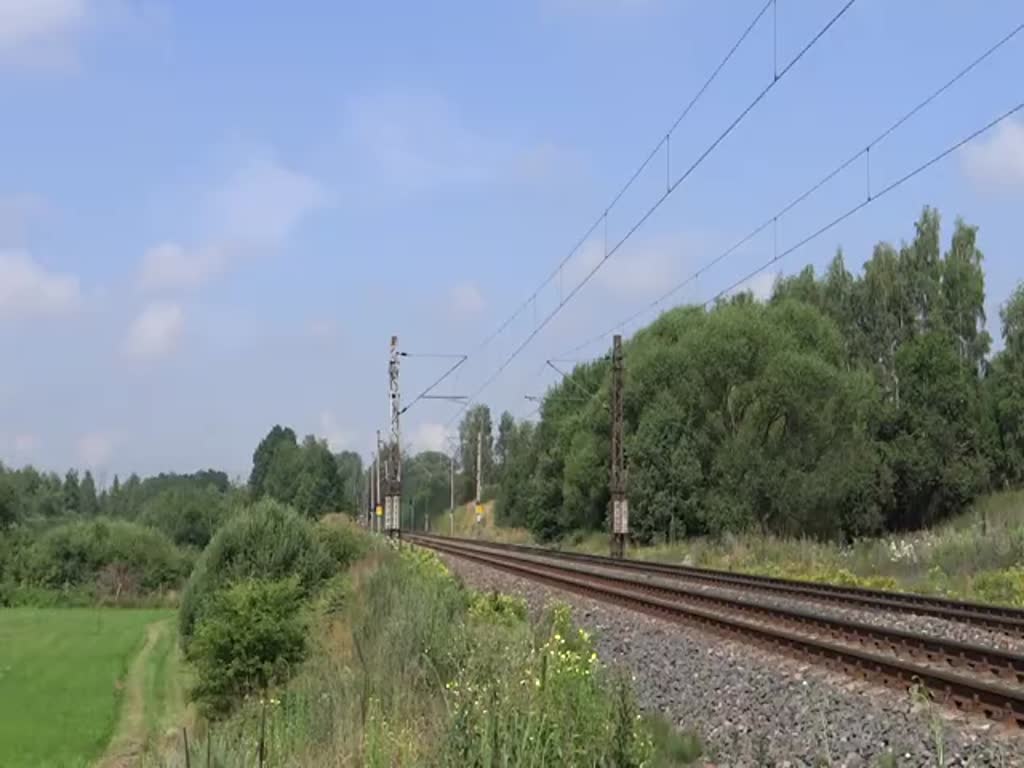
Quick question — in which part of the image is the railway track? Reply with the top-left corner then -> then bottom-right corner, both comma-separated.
410,532 -> 1024,635
407,533 -> 1024,728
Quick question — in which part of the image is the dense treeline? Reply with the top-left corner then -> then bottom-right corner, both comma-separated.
495,208 -> 1024,543
0,425 -> 364,603
249,426 -> 363,518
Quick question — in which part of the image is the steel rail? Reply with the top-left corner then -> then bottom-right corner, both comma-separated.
408,535 -> 1024,727
414,536 -> 1024,686
410,533 -> 1024,635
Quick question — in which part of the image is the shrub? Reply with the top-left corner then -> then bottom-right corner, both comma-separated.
179,499 -> 332,647
189,577 -> 309,717
314,518 -> 367,572
468,589 -> 528,625
140,485 -> 232,549
19,517 -> 186,595
972,567 -> 1024,607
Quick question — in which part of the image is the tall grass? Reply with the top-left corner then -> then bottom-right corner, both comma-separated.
565,490 -> 1024,605
465,489 -> 1024,606
154,546 -> 685,767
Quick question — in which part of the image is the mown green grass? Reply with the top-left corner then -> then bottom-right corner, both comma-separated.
142,619 -> 186,741
0,607 -> 170,768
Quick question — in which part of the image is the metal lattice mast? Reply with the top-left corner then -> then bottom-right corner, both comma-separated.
610,334 -> 628,558
387,335 -> 402,537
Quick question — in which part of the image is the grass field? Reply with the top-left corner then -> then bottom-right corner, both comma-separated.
0,607 -> 174,768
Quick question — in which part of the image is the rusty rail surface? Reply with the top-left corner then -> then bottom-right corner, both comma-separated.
408,532 -> 1024,635
407,534 -> 1024,728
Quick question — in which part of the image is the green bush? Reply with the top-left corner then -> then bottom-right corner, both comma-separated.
468,589 -> 528,625
140,485 -> 232,549
189,577 -> 309,718
17,517 -> 186,594
179,499 -> 332,647
972,567 -> 1024,607
314,519 -> 367,572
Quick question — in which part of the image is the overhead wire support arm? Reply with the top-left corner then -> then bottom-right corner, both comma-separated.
399,354 -> 468,416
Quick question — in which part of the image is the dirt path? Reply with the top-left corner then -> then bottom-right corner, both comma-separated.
95,619 -> 167,768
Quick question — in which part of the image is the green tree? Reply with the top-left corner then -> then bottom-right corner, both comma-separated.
105,474 -> 122,517
63,470 -> 80,515
494,420 -> 537,527
333,450 -> 364,515
249,425 -> 298,499
0,474 -> 18,529
292,436 -> 344,519
79,471 -> 99,517
404,451 -> 451,529
458,405 -> 494,502
141,485 -> 230,548
494,411 -> 516,478
263,438 -> 302,507
188,577 -> 309,718
989,283 -> 1024,485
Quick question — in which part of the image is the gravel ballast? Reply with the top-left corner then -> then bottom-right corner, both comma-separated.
438,551 -> 1024,767
440,540 -> 1024,655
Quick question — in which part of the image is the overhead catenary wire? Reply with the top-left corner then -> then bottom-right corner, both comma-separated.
399,354 -> 468,416
461,0 -> 776,359
708,101 -> 1024,307
447,0 -> 859,428
558,19 -> 1024,358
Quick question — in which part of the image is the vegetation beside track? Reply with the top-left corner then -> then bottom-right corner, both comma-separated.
446,490 -> 1024,607
162,536 -> 695,767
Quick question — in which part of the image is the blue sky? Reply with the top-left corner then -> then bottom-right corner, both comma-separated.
2,0 -> 1023,482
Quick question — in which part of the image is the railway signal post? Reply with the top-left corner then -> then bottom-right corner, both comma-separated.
375,430 -> 383,532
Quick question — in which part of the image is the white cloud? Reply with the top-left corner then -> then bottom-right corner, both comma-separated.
450,281 -> 484,314
0,249 -> 81,318
347,90 -> 491,191
76,431 -> 113,468
319,411 -> 354,452
564,235 -> 689,303
0,0 -> 86,66
729,271 -> 777,302
137,242 -> 227,292
123,301 -> 183,360
208,156 -> 327,247
137,155 -> 326,293
346,89 -> 574,192
962,118 -> 1024,189
411,422 -> 449,453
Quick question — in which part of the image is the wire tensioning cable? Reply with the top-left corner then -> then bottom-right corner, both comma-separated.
558,20 -> 1024,358
447,0 -> 859,428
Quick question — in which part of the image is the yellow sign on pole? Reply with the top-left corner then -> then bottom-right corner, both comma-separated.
375,505 -> 383,517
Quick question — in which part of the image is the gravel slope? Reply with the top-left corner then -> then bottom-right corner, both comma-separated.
439,551 -> 1023,767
